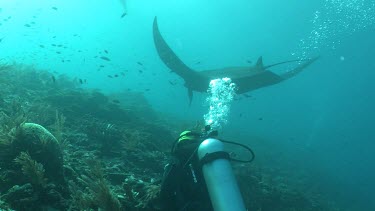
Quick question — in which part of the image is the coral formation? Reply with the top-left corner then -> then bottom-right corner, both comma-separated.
9,122 -> 64,184
0,64 -> 341,210
68,159 -> 121,210
14,152 -> 47,187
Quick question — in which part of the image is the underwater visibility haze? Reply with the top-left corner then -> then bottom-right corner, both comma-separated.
0,0 -> 374,210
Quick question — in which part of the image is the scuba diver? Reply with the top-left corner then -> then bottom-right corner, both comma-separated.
160,129 -> 214,210
159,126 -> 255,211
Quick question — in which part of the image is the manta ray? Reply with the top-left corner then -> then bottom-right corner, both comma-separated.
152,17 -> 318,104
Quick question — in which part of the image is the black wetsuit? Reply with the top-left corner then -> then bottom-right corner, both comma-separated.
160,141 -> 213,211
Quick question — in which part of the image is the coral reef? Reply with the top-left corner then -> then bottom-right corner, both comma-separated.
5,122 -> 64,184
0,63 -> 341,210
14,152 -> 47,187
68,159 -> 121,210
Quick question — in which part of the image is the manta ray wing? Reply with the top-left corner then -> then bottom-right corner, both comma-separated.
233,71 -> 284,94
233,57 -> 319,93
200,66 -> 264,79
152,16 -> 318,103
153,17 -> 207,92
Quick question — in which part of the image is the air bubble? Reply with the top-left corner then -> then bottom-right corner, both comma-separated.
204,78 -> 237,131
294,0 -> 375,59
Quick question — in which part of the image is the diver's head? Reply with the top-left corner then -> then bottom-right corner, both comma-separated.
172,130 -> 201,152
171,130 -> 202,164
171,128 -> 218,163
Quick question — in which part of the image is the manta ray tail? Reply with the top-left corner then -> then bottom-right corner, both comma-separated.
280,56 -> 319,79
188,88 -> 193,106
256,57 -> 314,71
264,59 -> 310,69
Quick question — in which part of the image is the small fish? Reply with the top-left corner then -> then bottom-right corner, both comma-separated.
57,44 -> 62,47
100,56 -> 111,61
246,60 -> 252,64
79,79 -> 83,84
168,80 -> 177,86
51,76 -> 56,83
52,36 -> 56,38
104,50 -> 108,54
145,88 -> 150,91
112,99 -> 120,104
120,72 -> 126,76
114,74 -> 119,78
194,61 -> 201,65
120,12 -> 127,18
137,62 -> 143,66
243,93 -> 252,98
31,21 -> 36,24
99,65 -> 105,68
239,113 -> 242,117
24,24 -> 31,27
56,51 -> 61,54
52,7 -> 58,10
51,44 -> 56,47
138,70 -> 143,73
39,44 -> 45,48
0,37 -> 4,43
258,117 -> 263,121
107,75 -> 113,78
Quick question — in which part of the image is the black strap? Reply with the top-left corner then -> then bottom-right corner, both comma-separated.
199,151 -> 230,166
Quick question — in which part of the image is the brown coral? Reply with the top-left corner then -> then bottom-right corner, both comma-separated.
14,152 -> 47,187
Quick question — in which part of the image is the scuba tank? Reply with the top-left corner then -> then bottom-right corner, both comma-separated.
198,138 -> 246,211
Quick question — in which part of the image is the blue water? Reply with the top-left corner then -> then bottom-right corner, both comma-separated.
1,0 -> 374,210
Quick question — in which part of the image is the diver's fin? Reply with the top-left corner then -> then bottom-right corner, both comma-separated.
188,88 -> 193,106
280,56 -> 319,79
256,56 -> 264,68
